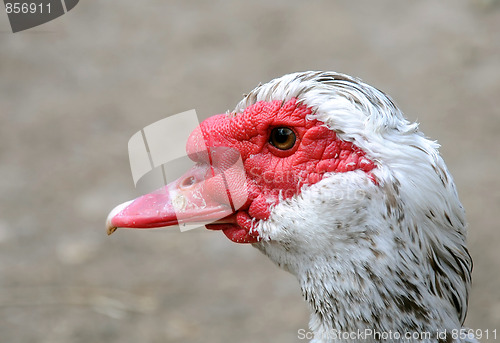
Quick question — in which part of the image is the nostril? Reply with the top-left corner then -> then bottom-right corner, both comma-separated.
180,176 -> 196,189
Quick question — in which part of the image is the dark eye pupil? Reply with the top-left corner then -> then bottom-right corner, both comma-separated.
270,127 -> 296,150
275,128 -> 290,143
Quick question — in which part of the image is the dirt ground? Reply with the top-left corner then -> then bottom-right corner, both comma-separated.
0,1 -> 499,342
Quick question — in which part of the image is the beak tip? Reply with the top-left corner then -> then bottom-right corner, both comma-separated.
106,200 -> 134,235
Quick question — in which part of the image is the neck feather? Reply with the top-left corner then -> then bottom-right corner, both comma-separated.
253,171 -> 473,342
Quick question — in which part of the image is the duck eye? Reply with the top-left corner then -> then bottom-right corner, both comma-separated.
269,127 -> 296,150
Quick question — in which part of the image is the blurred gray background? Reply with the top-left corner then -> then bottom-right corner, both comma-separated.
1,1 -> 499,342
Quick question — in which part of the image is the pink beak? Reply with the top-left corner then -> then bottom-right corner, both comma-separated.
106,154 -> 248,235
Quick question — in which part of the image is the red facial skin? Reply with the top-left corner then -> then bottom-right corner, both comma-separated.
187,98 -> 375,243
108,98 -> 376,244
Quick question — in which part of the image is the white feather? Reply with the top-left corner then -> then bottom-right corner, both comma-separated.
235,71 -> 476,343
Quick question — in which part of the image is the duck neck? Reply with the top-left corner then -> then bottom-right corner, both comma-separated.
295,251 -> 462,343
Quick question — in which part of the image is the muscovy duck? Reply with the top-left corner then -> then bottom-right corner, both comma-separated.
107,71 -> 477,343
